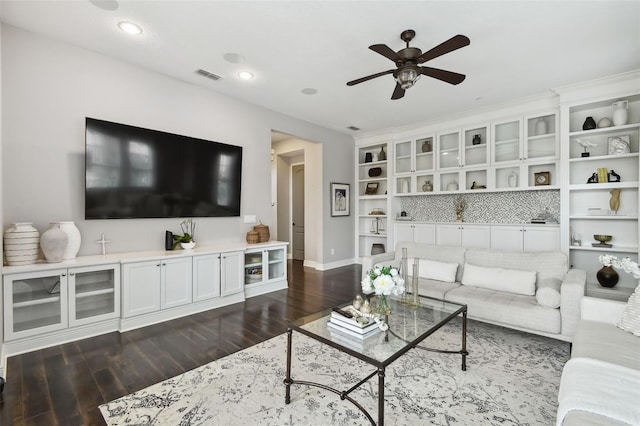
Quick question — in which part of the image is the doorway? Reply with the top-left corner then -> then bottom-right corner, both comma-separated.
292,164 -> 305,260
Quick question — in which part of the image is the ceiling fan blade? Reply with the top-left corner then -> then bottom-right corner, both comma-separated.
416,34 -> 470,64
419,67 -> 466,85
391,83 -> 405,100
347,69 -> 394,86
369,44 -> 402,63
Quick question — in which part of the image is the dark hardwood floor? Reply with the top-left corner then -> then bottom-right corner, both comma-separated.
0,260 -> 362,425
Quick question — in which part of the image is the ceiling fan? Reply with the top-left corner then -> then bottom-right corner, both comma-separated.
347,29 -> 470,100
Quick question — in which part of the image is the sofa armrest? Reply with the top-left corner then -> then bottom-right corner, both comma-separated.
560,268 -> 587,338
361,252 -> 397,279
581,296 -> 627,324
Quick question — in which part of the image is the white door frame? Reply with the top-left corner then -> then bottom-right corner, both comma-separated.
289,161 -> 304,260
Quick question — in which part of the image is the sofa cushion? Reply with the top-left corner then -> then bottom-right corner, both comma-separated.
416,278 -> 461,300
617,284 -> 640,337
407,258 -> 458,283
461,263 -> 537,296
572,320 -> 640,371
536,277 -> 562,308
464,248 -> 568,286
445,286 -> 560,334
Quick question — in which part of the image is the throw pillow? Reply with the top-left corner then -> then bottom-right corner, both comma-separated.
405,258 -> 459,283
617,284 -> 640,336
461,263 -> 537,296
535,277 -> 562,308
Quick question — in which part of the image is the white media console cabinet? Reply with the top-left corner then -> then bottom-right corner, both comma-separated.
1,241 -> 288,367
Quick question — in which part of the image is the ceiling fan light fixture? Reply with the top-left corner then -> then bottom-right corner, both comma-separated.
396,67 -> 420,90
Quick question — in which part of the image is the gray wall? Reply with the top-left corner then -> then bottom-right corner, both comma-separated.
1,25 -> 355,267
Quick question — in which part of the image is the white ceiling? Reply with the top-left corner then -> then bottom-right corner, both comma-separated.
1,1 -> 639,135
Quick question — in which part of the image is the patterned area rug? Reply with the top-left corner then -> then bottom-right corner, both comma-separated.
100,319 -> 569,425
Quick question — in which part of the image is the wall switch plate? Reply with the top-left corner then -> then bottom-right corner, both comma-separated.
244,215 -> 257,224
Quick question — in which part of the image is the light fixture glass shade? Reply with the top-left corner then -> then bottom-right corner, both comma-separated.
396,67 -> 420,89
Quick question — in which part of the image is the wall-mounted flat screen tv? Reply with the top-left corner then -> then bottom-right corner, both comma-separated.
85,118 -> 242,219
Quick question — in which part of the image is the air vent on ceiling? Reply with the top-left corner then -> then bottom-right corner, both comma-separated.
347,126 -> 361,131
196,69 -> 222,81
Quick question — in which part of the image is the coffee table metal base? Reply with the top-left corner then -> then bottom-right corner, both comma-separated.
284,311 -> 468,425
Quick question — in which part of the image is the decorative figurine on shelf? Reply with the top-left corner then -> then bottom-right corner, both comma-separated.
454,196 -> 465,222
608,170 -> 621,182
610,189 -> 621,213
587,173 -> 598,184
378,146 -> 386,161
470,181 -> 486,190
582,116 -> 597,130
575,138 -> 596,157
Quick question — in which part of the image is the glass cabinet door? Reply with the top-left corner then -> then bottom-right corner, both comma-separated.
526,113 -> 557,160
463,126 -> 489,167
438,131 -> 461,170
244,251 -> 264,285
394,140 -> 412,174
493,119 -> 521,164
415,137 -> 434,172
3,270 -> 68,340
267,248 -> 286,280
69,264 -> 120,326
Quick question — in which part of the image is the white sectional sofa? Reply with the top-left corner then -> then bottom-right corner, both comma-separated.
361,241 -> 587,342
556,296 -> 640,426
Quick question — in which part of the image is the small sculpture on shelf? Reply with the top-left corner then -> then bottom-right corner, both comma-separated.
586,173 -> 598,184
472,134 -> 481,145
575,138 -> 596,157
582,116 -> 597,130
610,188 -> 621,213
470,181 -> 486,190
608,170 -> 621,182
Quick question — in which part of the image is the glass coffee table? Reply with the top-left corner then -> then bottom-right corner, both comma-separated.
284,296 -> 467,425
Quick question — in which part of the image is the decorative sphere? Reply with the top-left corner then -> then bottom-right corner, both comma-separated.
597,117 -> 612,128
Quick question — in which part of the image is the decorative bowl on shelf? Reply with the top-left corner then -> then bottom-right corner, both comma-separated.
592,235 -> 612,248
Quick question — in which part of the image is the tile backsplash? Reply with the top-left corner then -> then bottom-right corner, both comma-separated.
399,190 -> 560,224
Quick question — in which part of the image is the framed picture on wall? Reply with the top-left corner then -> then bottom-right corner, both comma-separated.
331,183 -> 350,217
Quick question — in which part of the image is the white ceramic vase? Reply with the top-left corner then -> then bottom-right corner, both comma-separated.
535,118 -> 547,135
612,100 -> 628,126
40,224 -> 69,263
51,221 -> 81,260
3,222 -> 40,266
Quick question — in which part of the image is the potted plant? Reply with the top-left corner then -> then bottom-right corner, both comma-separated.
173,218 -> 196,249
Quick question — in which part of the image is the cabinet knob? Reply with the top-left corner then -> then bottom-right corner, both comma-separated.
61,273 -> 66,277
69,272 -> 75,276
162,263 -> 166,266
156,264 -> 161,267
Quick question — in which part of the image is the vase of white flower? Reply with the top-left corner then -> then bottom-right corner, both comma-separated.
598,255 -> 640,288
596,266 -> 619,288
361,265 -> 405,316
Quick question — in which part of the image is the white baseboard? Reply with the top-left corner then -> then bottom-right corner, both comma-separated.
314,258 -> 357,271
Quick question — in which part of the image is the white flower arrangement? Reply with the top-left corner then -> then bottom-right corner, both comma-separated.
361,265 -> 405,296
599,255 -> 640,279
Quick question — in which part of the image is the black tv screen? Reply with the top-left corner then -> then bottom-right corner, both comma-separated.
85,118 -> 242,219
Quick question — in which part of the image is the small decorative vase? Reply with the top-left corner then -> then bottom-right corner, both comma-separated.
508,172 -> 517,188
401,180 -> 409,193
535,117 -> 547,135
376,294 -> 391,315
421,141 -> 432,152
597,117 -> 612,128
582,116 -> 597,131
612,100 -> 628,126
378,146 -> 386,161
422,180 -> 433,192
3,222 -> 40,266
40,224 -> 69,263
52,222 -> 81,260
472,134 -> 481,145
596,266 -> 619,288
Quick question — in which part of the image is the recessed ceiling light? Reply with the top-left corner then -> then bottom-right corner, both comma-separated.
223,53 -> 244,63
118,21 -> 143,35
301,88 -> 318,95
89,0 -> 119,11
237,71 -> 254,80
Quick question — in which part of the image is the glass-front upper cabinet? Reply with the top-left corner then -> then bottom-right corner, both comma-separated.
492,118 -> 522,164
394,140 -> 412,174
394,137 -> 435,176
415,137 -> 435,172
463,125 -> 489,167
525,112 -> 558,161
438,130 -> 461,170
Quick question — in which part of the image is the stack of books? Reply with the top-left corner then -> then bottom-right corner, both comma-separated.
327,306 -> 381,340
